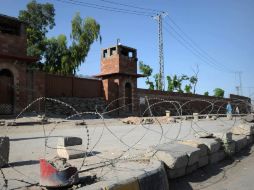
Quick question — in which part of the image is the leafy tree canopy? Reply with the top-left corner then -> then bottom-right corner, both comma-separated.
213,88 -> 225,98
19,1 -> 101,75
139,61 -> 154,90
19,0 -> 55,57
139,61 -> 153,77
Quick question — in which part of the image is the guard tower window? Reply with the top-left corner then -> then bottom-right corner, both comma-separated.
103,49 -> 108,58
110,47 -> 116,56
128,52 -> 133,58
120,48 -> 136,58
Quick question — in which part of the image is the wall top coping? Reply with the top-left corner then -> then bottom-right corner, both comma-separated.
94,72 -> 145,78
0,53 -> 38,63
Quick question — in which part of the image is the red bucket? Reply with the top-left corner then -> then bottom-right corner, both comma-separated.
40,159 -> 79,188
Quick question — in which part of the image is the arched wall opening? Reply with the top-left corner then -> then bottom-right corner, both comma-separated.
125,82 -> 132,112
0,69 -> 14,114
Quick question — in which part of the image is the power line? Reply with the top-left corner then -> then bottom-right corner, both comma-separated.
93,0 -> 161,13
163,25 -> 229,73
54,0 -> 238,76
164,17 -> 237,74
53,0 -> 154,17
163,21 -> 237,74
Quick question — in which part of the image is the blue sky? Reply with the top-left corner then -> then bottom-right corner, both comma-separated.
1,0 -> 254,98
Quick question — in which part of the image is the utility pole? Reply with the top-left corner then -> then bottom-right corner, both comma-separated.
154,12 -> 167,91
236,86 -> 240,95
235,71 -> 243,96
239,71 -> 243,96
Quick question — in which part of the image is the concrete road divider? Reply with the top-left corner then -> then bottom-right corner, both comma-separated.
231,123 -> 254,136
0,136 -> 9,168
186,163 -> 198,174
246,135 -> 254,145
138,161 -> 169,190
223,141 -> 236,156
153,142 -> 201,178
167,166 -> 186,179
179,140 -> 208,157
81,160 -> 169,190
57,145 -> 86,159
232,135 -> 248,152
198,155 -> 209,168
57,137 -> 86,159
195,138 -> 221,154
213,132 -> 233,143
209,150 -> 225,164
110,178 -> 140,190
58,136 -> 82,147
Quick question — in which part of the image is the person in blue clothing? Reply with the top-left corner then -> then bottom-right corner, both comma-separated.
226,102 -> 232,114
226,102 -> 233,120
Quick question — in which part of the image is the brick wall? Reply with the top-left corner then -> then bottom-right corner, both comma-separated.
45,97 -> 107,117
0,33 -> 27,56
45,74 -> 103,98
136,88 -> 250,116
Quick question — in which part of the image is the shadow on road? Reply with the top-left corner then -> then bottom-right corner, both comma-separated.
7,160 -> 39,167
10,136 -> 63,141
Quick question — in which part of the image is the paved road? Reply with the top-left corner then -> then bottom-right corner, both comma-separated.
170,146 -> 254,190
1,117 -> 253,189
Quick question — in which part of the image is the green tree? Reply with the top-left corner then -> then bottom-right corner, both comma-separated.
190,64 -> 199,94
213,88 -> 225,98
43,35 -> 70,74
166,76 -> 174,92
204,91 -> 209,96
184,84 -> 192,93
167,73 -> 198,94
189,76 -> 198,94
146,81 -> 154,90
69,13 -> 101,74
139,61 -> 154,90
19,1 -> 101,75
19,0 -> 55,57
166,74 -> 189,93
154,73 -> 160,90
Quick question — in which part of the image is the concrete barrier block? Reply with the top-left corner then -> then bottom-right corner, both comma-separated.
243,114 -> 254,123
213,132 -> 233,143
167,166 -> 186,179
246,135 -> 253,145
81,160 -> 169,190
57,137 -> 82,147
231,123 -> 254,136
179,140 -> 208,156
186,163 -> 198,174
110,178 -> 140,190
209,150 -> 225,164
193,113 -> 199,121
223,141 -> 236,156
154,142 -> 201,167
232,135 -> 248,152
57,145 -> 86,160
198,155 -> 209,168
138,162 -> 169,190
195,138 -> 221,154
154,150 -> 188,169
0,137 -> 9,168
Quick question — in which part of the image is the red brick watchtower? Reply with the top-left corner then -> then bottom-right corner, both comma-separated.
96,44 -> 143,115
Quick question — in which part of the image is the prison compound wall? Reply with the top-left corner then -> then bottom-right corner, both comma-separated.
0,14 -> 251,116
136,89 -> 250,116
